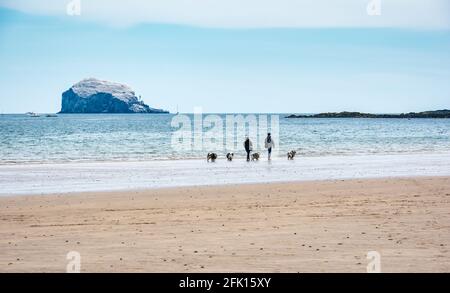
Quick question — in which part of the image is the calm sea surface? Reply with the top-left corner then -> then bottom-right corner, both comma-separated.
0,114 -> 449,164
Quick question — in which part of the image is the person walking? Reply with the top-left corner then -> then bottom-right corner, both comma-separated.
265,133 -> 274,161
244,137 -> 253,162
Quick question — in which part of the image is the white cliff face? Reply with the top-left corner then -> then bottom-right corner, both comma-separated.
60,78 -> 168,114
71,78 -> 137,103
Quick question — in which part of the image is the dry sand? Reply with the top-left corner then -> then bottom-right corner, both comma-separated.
1,177 -> 449,272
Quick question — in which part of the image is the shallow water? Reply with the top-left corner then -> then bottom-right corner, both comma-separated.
1,153 -> 449,195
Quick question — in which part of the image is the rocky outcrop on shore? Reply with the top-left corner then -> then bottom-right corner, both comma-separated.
286,110 -> 450,119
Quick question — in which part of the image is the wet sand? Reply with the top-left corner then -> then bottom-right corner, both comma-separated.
2,153 -> 449,195
1,177 -> 449,272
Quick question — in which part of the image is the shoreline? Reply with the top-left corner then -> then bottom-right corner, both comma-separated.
1,176 -> 449,272
1,152 -> 450,196
1,150 -> 450,166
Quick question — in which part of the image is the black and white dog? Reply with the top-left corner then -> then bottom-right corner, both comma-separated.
226,153 -> 234,161
251,153 -> 260,161
207,153 -> 218,162
287,150 -> 297,160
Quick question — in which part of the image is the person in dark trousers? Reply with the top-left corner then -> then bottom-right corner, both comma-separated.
244,137 -> 253,162
265,133 -> 274,161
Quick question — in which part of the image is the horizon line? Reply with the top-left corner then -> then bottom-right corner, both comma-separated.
1,109 -> 449,115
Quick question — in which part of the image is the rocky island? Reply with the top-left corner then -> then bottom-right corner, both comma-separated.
59,78 -> 169,114
286,110 -> 450,119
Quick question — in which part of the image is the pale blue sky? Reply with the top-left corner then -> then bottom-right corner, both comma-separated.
0,3 -> 449,113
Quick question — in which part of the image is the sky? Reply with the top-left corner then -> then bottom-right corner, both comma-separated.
0,0 -> 449,114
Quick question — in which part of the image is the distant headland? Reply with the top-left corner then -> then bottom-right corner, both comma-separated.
286,110 -> 450,119
59,78 -> 169,114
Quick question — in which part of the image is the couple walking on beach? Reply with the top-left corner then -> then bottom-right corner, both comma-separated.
244,133 -> 275,161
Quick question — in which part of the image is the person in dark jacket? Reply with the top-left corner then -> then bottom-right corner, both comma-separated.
243,137 -> 253,162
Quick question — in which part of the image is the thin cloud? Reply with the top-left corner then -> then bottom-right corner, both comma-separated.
0,0 -> 449,29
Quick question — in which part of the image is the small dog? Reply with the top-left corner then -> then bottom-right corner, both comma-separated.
287,150 -> 297,160
226,153 -> 234,161
251,153 -> 260,161
207,153 -> 218,162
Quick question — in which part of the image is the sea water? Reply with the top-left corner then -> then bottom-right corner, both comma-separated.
0,114 -> 449,164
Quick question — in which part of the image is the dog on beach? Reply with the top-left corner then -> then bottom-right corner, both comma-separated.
287,150 -> 297,160
226,153 -> 234,161
251,153 -> 260,161
207,153 -> 218,162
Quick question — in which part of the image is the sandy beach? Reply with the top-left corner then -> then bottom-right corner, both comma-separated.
1,176 -> 449,273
